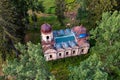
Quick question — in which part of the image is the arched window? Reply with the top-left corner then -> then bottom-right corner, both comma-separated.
49,55 -> 52,58
59,53 -> 61,56
66,52 -> 69,55
73,50 -> 75,54
46,36 -> 49,40
81,49 -> 84,53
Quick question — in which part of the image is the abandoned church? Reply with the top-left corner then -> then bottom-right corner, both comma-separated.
41,23 -> 90,61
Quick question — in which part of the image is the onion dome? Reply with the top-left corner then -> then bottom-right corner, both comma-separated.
41,23 -> 52,34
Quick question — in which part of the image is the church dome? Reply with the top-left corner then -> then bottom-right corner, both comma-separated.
41,23 -> 52,34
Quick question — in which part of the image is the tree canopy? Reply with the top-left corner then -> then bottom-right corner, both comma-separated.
69,11 -> 120,80
69,54 -> 108,80
0,0 -> 45,61
76,0 -> 117,30
3,42 -> 55,80
55,0 -> 66,26
90,11 -> 120,79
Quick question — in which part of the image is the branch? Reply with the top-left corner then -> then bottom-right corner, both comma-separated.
3,27 -> 18,41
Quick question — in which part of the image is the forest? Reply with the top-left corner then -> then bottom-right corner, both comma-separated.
0,0 -> 120,80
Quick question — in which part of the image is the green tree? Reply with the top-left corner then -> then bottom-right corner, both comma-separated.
55,0 -> 66,26
77,6 -> 91,29
3,42 -> 55,80
0,0 -> 44,61
90,11 -> 120,79
77,0 -> 117,30
0,0 -> 19,60
115,0 -> 120,10
11,0 -> 44,42
88,0 -> 117,22
69,11 -> 120,80
69,54 -> 108,80
76,0 -> 94,30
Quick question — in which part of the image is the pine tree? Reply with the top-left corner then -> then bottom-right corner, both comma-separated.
55,0 -> 66,26
69,54 -> 108,80
90,11 -> 120,79
0,0 -> 20,60
0,0 -> 44,60
76,0 -> 117,30
10,0 -> 44,42
3,42 -> 55,80
88,0 -> 117,21
69,11 -> 120,80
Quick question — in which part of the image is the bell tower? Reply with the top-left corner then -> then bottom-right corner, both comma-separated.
41,23 -> 53,42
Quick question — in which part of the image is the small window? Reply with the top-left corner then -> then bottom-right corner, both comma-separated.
50,55 -> 52,58
59,53 -> 61,56
66,52 -> 68,55
81,49 -> 84,53
46,36 -> 49,40
73,50 -> 75,54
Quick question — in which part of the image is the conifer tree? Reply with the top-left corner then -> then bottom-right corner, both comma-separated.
77,0 -> 117,30
3,42 -> 55,80
0,0 -> 44,60
55,0 -> 66,26
90,11 -> 120,79
0,0 -> 19,60
88,0 -> 117,21
69,54 -> 108,80
69,11 -> 120,80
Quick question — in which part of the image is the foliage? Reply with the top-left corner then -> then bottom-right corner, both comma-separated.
0,0 -> 45,61
3,42 -> 55,80
0,0 -> 19,61
40,0 -> 76,14
69,11 -> 120,80
115,0 -> 120,10
55,0 -> 66,26
48,54 -> 90,80
40,0 -> 55,14
77,7 -> 91,28
38,15 -> 63,30
90,11 -> 120,79
88,0 -> 117,21
77,0 -> 117,30
11,0 -> 44,29
69,54 -> 108,80
76,0 -> 94,30
65,0 -> 75,4
65,0 -> 76,11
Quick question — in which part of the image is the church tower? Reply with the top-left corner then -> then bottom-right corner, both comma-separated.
41,23 -> 53,43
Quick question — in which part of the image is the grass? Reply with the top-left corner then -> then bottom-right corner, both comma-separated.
39,0 -> 77,14
39,0 -> 55,14
47,53 -> 91,80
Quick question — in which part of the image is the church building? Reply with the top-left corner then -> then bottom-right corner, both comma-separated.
41,23 -> 90,61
